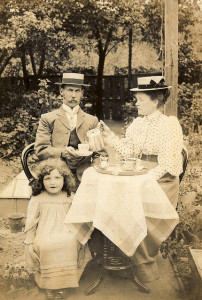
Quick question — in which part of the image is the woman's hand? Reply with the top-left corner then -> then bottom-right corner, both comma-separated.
99,120 -> 111,138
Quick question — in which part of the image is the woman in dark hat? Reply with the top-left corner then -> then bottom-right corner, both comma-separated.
100,76 -> 184,289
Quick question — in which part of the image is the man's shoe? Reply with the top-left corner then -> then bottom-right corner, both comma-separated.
55,290 -> 65,299
46,289 -> 55,299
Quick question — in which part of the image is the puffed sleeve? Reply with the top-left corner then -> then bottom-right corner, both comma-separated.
148,117 -> 183,180
24,196 -> 40,245
104,121 -> 136,159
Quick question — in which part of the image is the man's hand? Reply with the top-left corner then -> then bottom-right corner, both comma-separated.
62,146 -> 79,160
61,147 -> 87,170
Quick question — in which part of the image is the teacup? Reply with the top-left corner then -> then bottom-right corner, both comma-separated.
78,144 -> 89,153
100,155 -> 109,169
121,159 -> 135,171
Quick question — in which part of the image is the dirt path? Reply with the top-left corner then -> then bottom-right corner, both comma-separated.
1,254 -> 185,300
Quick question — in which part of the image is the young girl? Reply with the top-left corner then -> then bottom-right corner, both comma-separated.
24,158 -> 91,299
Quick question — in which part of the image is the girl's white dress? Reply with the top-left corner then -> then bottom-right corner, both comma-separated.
24,191 -> 91,289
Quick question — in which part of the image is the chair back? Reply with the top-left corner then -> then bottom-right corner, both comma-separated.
179,147 -> 188,183
21,143 -> 35,183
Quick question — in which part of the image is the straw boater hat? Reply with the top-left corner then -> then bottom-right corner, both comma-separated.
55,73 -> 90,86
130,76 -> 171,92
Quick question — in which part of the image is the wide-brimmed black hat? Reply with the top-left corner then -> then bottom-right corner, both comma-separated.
130,76 -> 171,92
55,73 -> 90,86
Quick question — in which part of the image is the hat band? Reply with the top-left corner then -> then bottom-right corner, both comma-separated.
62,78 -> 84,85
138,79 -> 168,90
137,84 -> 168,89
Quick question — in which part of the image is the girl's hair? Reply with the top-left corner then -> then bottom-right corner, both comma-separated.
30,158 -> 76,196
135,89 -> 170,108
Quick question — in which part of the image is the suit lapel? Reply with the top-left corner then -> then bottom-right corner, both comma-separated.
76,108 -> 85,129
56,107 -> 71,130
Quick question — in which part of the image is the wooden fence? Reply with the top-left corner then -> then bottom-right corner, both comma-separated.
85,73 -> 161,119
0,72 -> 161,120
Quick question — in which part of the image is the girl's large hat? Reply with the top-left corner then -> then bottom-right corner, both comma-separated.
130,76 -> 171,92
55,73 -> 90,86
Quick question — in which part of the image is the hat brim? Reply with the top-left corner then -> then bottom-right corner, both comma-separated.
130,86 -> 172,92
55,82 -> 90,87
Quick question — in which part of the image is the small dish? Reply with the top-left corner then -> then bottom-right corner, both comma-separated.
93,165 -> 148,176
76,150 -> 93,157
135,165 -> 144,171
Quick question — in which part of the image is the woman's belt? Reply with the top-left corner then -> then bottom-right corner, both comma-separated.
141,154 -> 158,162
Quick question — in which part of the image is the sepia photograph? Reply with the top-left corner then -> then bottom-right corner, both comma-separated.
0,0 -> 201,299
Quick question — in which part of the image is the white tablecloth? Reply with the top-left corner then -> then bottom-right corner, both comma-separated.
65,167 -> 179,256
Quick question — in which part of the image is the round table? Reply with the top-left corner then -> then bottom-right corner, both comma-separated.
65,167 -> 179,257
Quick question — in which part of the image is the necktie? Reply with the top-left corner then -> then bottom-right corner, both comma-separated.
62,104 -> 79,130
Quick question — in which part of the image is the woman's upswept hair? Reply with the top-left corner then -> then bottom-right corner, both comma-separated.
145,89 -> 170,107
30,158 -> 76,196
134,89 -> 170,108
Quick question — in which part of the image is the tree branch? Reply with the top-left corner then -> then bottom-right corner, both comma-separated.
106,40 -> 121,56
94,26 -> 104,55
0,54 -> 13,76
103,27 -> 113,54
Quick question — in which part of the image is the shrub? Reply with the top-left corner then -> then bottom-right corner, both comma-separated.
0,79 -> 62,158
178,83 -> 201,135
3,261 -> 35,291
121,101 -> 138,131
0,106 -> 39,158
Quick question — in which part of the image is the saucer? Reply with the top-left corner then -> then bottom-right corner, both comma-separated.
76,150 -> 93,157
93,165 -> 148,176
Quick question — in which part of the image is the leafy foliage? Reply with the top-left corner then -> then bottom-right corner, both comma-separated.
0,0 -> 74,79
121,101 -> 138,130
0,104 -> 38,158
160,168 -> 202,261
3,261 -> 35,291
141,0 -> 201,84
62,0 -> 145,118
0,79 -> 61,158
178,83 -> 202,135
0,0 -> 201,155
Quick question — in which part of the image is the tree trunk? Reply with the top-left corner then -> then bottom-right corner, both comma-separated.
128,26 -> 133,90
38,48 -> 46,77
164,0 -> 178,117
96,52 -> 105,119
20,47 -> 29,89
28,47 -> 37,77
95,27 -> 113,119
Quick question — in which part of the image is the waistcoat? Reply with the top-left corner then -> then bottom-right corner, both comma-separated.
68,128 -> 80,149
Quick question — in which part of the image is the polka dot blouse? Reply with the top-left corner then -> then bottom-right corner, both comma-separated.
105,110 -> 183,180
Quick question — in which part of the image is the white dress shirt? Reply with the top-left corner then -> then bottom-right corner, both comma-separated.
62,104 -> 80,130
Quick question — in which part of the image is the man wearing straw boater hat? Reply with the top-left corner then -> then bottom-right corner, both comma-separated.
35,73 -> 99,181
